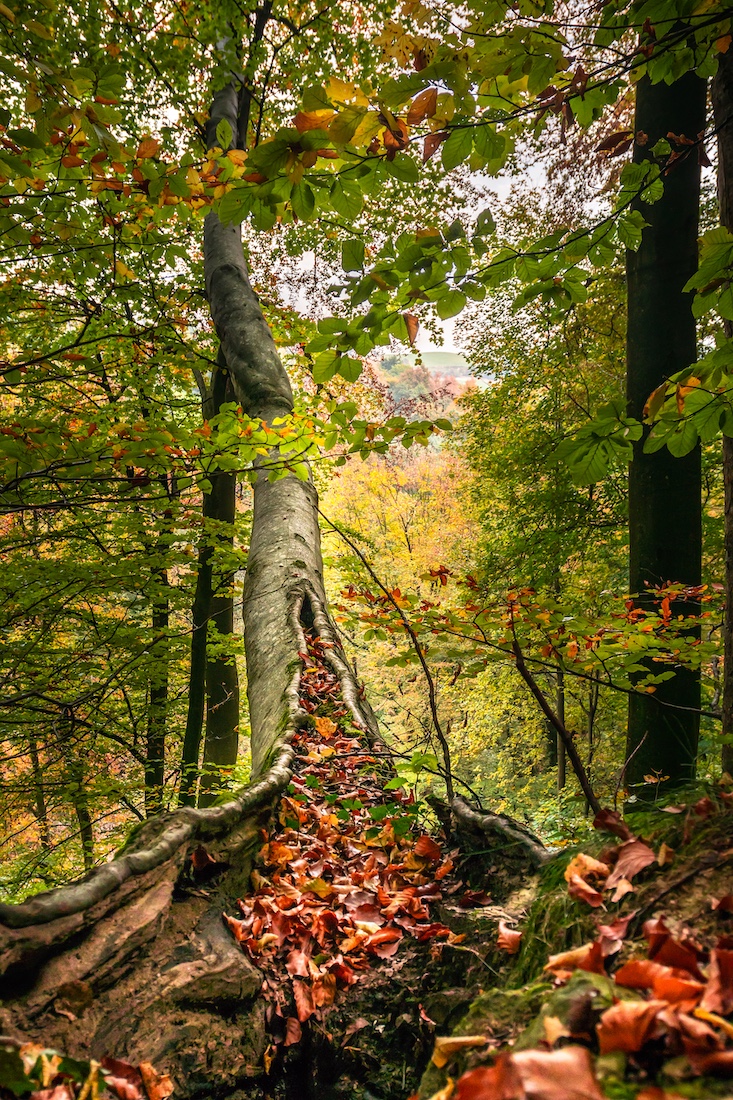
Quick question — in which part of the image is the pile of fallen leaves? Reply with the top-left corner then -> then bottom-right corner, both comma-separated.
0,1043 -> 172,1100
223,632 -> 468,1066
422,801 -> 733,1100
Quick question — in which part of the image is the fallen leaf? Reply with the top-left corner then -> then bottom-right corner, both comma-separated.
657,842 -> 675,867
543,1015 -> 570,1045
592,808 -> 633,840
596,999 -> 665,1054
544,941 -> 605,977
564,853 -> 610,883
414,835 -> 441,861
604,839 -> 656,890
566,874 -> 605,908
701,948 -> 733,1015
293,979 -> 315,1022
497,920 -> 522,955
432,1035 -> 488,1069
138,1063 -> 173,1100
284,1017 -> 302,1047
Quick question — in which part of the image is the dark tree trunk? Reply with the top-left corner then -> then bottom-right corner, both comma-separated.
712,48 -> 733,777
625,66 -> 706,793
179,362 -> 239,806
199,377 -> 240,807
145,568 -> 169,816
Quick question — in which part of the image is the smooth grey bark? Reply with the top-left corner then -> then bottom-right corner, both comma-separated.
712,48 -> 733,777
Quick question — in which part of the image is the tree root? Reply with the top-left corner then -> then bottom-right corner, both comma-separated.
451,796 -> 552,870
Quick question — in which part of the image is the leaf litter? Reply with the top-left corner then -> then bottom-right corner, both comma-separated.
222,631 -> 466,1063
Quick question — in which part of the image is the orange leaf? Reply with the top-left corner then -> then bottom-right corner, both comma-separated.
136,137 -> 160,159
414,835 -> 441,861
544,940 -> 605,977
406,88 -> 437,126
404,312 -> 419,346
497,920 -> 522,955
597,999 -> 665,1054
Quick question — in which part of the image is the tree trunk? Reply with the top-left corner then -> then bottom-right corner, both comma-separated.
556,669 -> 566,791
199,376 -> 240,808
625,65 -> 706,794
179,361 -> 238,806
145,568 -> 169,817
712,48 -> 733,777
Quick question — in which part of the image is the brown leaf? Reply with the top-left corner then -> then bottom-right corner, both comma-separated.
592,809 -> 633,840
423,131 -> 448,163
544,940 -> 605,977
614,958 -> 672,990
136,137 -> 160,159
713,895 -> 733,912
701,948 -> 733,1015
497,920 -> 522,955
101,1058 -> 145,1100
284,1017 -> 302,1047
604,838 -> 656,890
404,312 -> 419,347
596,999 -> 665,1054
564,853 -> 610,883
406,88 -> 438,126
566,874 -> 605,908
595,129 -> 633,154
293,979 -> 315,1022
456,1047 -> 604,1100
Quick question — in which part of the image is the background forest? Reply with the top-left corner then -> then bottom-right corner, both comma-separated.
2,0 -> 733,905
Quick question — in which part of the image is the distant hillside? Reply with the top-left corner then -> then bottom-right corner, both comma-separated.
420,350 -> 470,374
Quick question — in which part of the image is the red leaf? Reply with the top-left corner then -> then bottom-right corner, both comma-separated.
293,979 -> 315,1022
286,949 -> 311,978
605,838 -> 656,890
497,920 -> 522,955
701,948 -> 733,1015
284,1017 -> 302,1047
414,835 -> 441,861
596,999 -> 665,1054
593,808 -> 633,841
456,1046 -> 603,1100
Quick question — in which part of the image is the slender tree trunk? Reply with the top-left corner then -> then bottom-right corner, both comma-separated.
179,364 -> 236,806
59,712 -> 94,872
199,379 -> 240,807
28,733 -> 50,851
625,65 -> 706,793
145,567 -> 169,816
712,49 -> 733,777
556,669 -> 566,790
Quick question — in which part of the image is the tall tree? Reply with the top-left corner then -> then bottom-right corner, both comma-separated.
624,63 -> 707,793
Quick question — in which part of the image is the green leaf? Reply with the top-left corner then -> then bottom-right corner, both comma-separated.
385,156 -> 419,184
436,288 -> 466,319
291,181 -> 315,221
441,126 -> 473,171
342,239 -> 364,272
330,179 -> 363,220
215,118 -> 233,150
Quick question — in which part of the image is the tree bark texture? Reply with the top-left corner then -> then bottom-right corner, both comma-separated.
625,67 -> 706,792
712,48 -> 733,777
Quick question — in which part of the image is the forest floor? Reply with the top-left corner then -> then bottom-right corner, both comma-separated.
2,636 -> 733,1100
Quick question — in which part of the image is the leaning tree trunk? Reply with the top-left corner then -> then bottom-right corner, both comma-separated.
712,48 -> 733,777
0,74 -> 382,1093
625,63 -> 706,794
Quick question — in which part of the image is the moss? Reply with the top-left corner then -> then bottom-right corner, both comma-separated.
506,854 -> 596,987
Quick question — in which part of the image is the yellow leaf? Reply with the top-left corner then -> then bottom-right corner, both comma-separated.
0,3 -> 16,22
431,1035 -> 487,1069
114,260 -> 136,281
